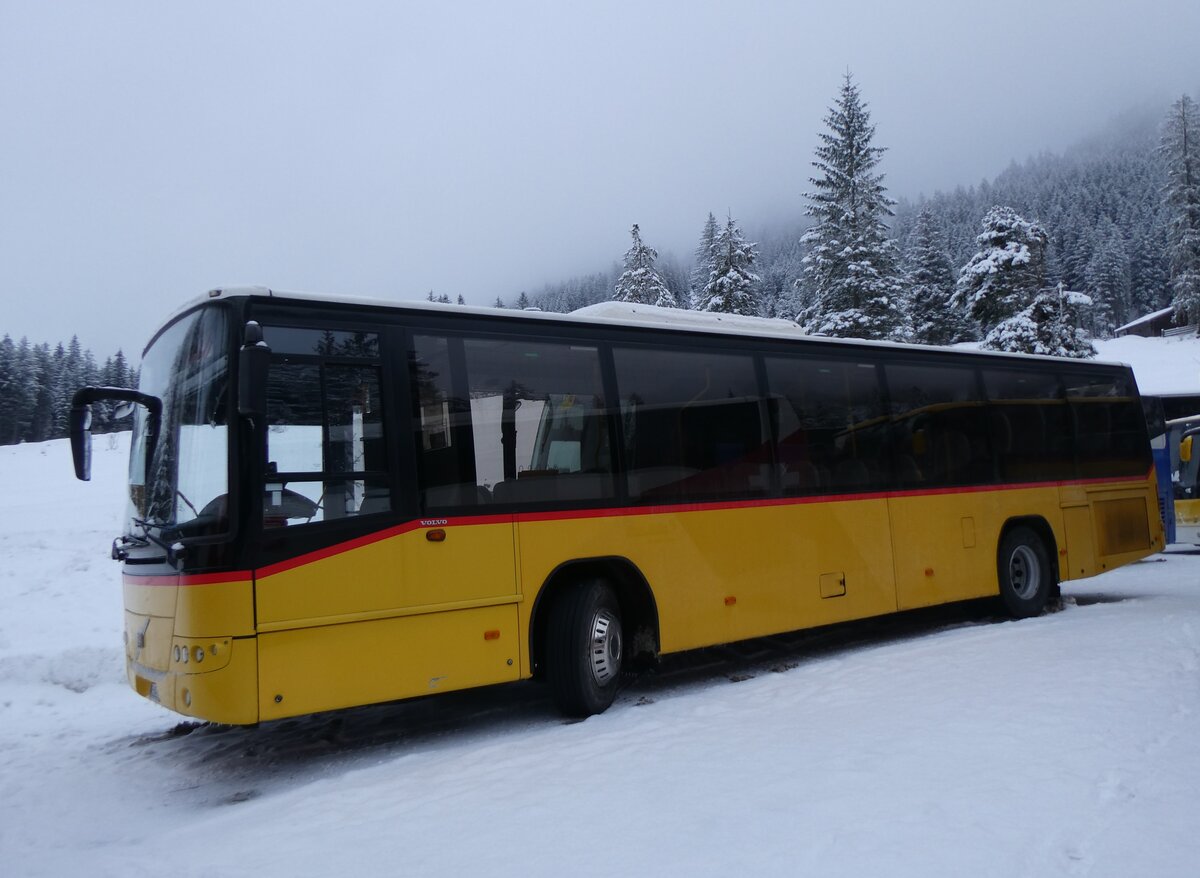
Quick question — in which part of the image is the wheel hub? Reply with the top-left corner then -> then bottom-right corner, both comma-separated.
1009,544 -> 1041,600
589,608 -> 622,685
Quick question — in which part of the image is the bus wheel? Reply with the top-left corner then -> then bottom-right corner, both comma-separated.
997,526 -> 1052,619
546,579 -> 624,717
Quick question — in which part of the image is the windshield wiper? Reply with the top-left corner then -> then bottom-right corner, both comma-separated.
131,516 -> 178,551
112,532 -> 149,561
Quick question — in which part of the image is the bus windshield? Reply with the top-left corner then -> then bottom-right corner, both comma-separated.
127,305 -> 230,536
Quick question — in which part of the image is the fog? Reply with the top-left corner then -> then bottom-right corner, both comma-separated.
2,0 -> 1197,357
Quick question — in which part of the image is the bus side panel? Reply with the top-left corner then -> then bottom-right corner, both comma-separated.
889,486 -> 1063,611
257,604 -> 520,720
255,521 -> 517,625
516,498 -> 897,666
1061,478 -> 1162,580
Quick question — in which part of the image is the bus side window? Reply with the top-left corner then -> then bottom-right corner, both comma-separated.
461,336 -> 614,506
263,331 -> 389,527
613,346 -> 768,501
1063,371 -> 1151,479
763,356 -> 887,494
884,362 -> 993,488
981,368 -> 1073,483
410,335 -> 480,511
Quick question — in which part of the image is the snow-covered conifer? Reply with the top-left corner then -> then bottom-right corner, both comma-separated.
697,215 -> 760,316
1084,220 -> 1131,335
1161,94 -> 1200,324
798,73 -> 906,340
613,224 -> 676,307
904,208 -> 973,344
984,286 -> 1096,358
952,206 -> 1048,333
689,213 -> 720,307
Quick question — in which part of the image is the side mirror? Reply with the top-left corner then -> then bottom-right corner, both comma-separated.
238,321 -> 271,418
69,386 -> 162,484
70,401 -> 93,481
1183,435 -> 1194,464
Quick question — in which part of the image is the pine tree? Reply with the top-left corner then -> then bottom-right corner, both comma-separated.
952,206 -> 1049,334
1129,223 -> 1171,315
0,335 -> 18,445
658,254 -> 691,311
1084,219 -> 1131,335
494,297 -> 505,308
28,343 -> 57,442
689,213 -> 719,306
1161,94 -> 1200,324
798,73 -> 906,339
985,286 -> 1096,358
904,208 -> 973,344
515,291 -> 530,310
753,227 -> 807,319
696,215 -> 760,315
612,224 -> 676,307
457,294 -> 465,305
111,349 -> 130,387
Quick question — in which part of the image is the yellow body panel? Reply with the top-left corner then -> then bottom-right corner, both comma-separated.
1061,481 -> 1162,578
1175,498 -> 1200,528
255,521 -> 516,625
891,486 -> 1058,609
1176,498 -> 1200,544
120,473 -> 1161,724
516,498 -> 897,670
174,580 -> 255,637
257,603 -> 519,720
123,577 -> 260,724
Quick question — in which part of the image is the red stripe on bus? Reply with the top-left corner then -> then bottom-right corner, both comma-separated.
253,469 -> 1152,579
121,469 -> 1153,584
123,571 -> 253,587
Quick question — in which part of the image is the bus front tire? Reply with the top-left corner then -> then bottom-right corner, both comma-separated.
546,579 -> 624,717
997,526 -> 1053,619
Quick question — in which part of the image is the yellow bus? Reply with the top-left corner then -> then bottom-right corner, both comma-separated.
70,287 -> 1163,723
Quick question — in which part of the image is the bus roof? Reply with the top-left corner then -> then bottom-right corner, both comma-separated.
166,285 -> 1136,371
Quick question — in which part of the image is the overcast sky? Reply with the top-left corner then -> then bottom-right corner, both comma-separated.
2,1 -> 1198,357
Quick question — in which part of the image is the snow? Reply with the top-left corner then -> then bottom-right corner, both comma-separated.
576,299 -> 802,334
4,340 -> 1200,876
1095,334 -> 1200,396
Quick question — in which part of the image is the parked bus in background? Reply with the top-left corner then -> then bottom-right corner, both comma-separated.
71,288 -> 1164,724
1144,394 -> 1200,545
1175,419 -> 1200,544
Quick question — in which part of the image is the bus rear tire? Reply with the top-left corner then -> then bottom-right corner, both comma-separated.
997,526 -> 1052,619
546,579 -> 624,717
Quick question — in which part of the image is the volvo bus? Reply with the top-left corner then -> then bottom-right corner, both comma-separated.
70,287 -> 1164,723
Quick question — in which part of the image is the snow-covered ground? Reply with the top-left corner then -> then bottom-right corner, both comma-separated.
3,336 -> 1200,877
1095,333 -> 1200,397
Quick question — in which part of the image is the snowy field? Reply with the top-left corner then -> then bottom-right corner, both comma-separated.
2,335 -> 1200,877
